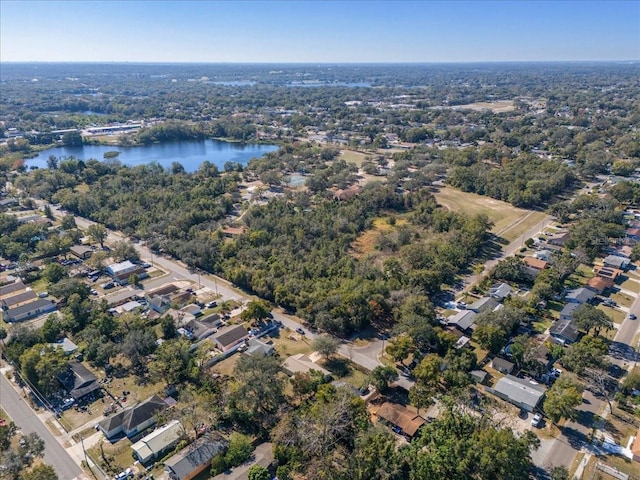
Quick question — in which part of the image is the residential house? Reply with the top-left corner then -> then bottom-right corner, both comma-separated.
181,304 -> 202,317
565,288 -> 596,304
491,375 -> 546,412
559,303 -> 581,322
106,260 -> 146,285
212,325 -> 249,352
333,185 -> 360,201
533,249 -> 553,262
1,290 -> 37,308
51,337 -> 78,355
98,395 -> 168,440
375,402 -> 426,439
245,338 -> 275,357
182,319 -> 217,341
522,257 -> 549,279
57,361 -> 100,402
492,357 -> 515,375
0,280 -> 26,298
603,255 -> 630,270
148,294 -> 171,314
470,370 -> 488,384
586,276 -> 615,294
164,433 -> 229,480
594,265 -> 623,281
489,283 -> 512,300
69,245 -> 94,260
283,353 -> 331,378
0,197 -> 19,210
221,226 -> 246,238
468,297 -> 500,314
627,227 -> 640,242
447,310 -> 477,334
120,301 -> 144,316
549,319 -> 579,345
131,420 -> 184,465
2,298 -> 56,323
547,232 -> 571,247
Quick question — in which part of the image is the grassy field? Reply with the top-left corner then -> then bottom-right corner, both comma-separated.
621,278 -> 640,293
272,330 -> 314,357
350,216 -> 409,258
438,100 -> 516,113
611,291 -> 635,309
339,149 -> 370,167
432,186 -> 547,242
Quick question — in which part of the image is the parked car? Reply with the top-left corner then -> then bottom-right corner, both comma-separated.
206,301 -> 217,308
295,327 -> 305,335
531,413 -> 543,428
629,313 -> 637,320
102,282 -> 115,289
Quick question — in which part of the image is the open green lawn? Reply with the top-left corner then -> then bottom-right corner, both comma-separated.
611,291 -> 635,309
598,305 -> 626,325
339,149 -> 370,167
532,317 -> 552,334
272,330 -> 314,357
87,436 -> 134,477
432,187 -> 547,242
621,278 -> 640,294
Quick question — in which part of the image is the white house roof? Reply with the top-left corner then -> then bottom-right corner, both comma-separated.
107,260 -> 136,275
493,375 -> 546,411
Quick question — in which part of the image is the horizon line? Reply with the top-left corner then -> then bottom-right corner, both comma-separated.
2,60 -> 639,65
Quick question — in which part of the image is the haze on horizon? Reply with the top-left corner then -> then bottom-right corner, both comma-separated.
1,0 -> 639,63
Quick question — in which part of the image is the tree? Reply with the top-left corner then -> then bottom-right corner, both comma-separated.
312,335 -> 340,359
112,240 -> 140,262
42,263 -> 67,284
43,204 -> 54,220
543,377 -> 584,424
561,335 -> 609,374
120,328 -> 156,374
572,304 -> 613,336
62,131 -> 83,147
160,316 -> 177,339
473,324 -> 507,354
240,300 -> 271,323
149,338 -> 196,386
413,354 -> 442,390
369,365 -> 398,393
248,465 -> 270,480
385,335 -> 414,365
23,464 -> 59,480
60,214 -> 76,230
0,326 -> 7,346
229,355 -> 284,430
405,405 -> 539,480
86,224 -> 107,248
86,250 -> 108,270
549,465 -> 569,480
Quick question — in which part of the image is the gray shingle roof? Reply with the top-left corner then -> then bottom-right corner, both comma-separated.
165,434 -> 228,480
493,375 -> 546,411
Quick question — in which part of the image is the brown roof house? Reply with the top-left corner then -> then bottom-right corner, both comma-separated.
376,402 -> 426,439
586,276 -> 615,294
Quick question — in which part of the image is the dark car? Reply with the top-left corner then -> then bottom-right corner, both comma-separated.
295,327 -> 305,335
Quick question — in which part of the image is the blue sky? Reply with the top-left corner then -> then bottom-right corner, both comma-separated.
1,1 -> 638,62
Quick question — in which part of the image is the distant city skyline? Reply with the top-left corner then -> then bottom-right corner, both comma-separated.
1,0 -> 638,63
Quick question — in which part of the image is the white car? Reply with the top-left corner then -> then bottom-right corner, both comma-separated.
531,413 -> 543,427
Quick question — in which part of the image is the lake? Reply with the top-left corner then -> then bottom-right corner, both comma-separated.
28,140 -> 279,172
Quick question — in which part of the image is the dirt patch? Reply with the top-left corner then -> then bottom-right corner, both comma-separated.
432,100 -> 515,113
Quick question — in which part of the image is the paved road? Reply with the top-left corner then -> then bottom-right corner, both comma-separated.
463,215 -> 553,291
0,371 -> 83,480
